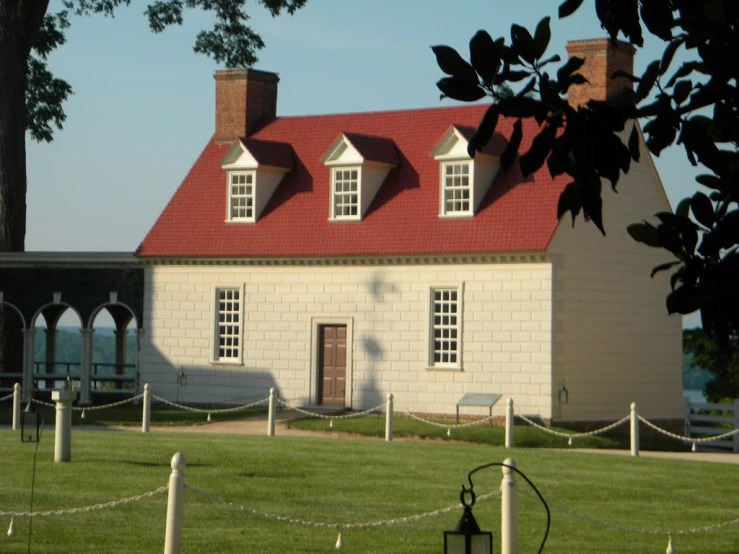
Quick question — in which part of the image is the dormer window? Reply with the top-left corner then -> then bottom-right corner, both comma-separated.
332,167 -> 360,219
220,137 -> 293,223
431,126 -> 502,218
442,162 -> 471,215
229,171 -> 255,221
322,133 -> 399,221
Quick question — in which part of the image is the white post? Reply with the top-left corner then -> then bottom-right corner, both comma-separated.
52,390 -> 77,462
505,397 -> 514,448
142,383 -> 151,433
267,388 -> 276,437
501,457 -> 518,554
385,393 -> 393,442
164,452 -> 185,554
733,399 -> 739,453
630,402 -> 639,457
12,383 -> 21,431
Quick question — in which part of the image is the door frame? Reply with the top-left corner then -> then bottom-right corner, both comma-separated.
310,317 -> 353,408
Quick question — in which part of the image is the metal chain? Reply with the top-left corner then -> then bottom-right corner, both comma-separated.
638,415 -> 739,443
30,398 -> 55,408
71,394 -> 144,412
185,484 -> 498,529
401,411 -> 495,429
0,392 -> 14,403
515,413 -> 630,439
520,489 -> 739,537
0,486 -> 167,518
151,394 -> 268,414
278,399 -> 384,420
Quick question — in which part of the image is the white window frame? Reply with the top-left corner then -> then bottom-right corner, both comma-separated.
330,166 -> 361,220
427,284 -> 463,370
213,287 -> 243,364
227,170 -> 256,222
440,161 -> 473,216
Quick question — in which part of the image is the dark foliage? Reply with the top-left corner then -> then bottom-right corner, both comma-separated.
433,0 -> 739,343
683,327 -> 739,401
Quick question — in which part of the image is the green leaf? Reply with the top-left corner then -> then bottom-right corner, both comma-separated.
636,60 -> 661,100
672,79 -> 692,105
520,123 -> 556,177
431,45 -> 478,84
558,0 -> 584,18
436,77 -> 486,102
675,197 -> 691,218
557,181 -> 581,223
666,61 -> 698,88
659,38 -> 682,75
469,30 -> 500,86
467,105 -> 499,158
533,17 -> 551,60
501,118 -> 522,172
628,222 -> 661,248
650,260 -> 682,278
628,124 -> 641,162
695,174 -> 723,191
691,191 -> 715,228
556,56 -> 585,90
510,24 -> 535,64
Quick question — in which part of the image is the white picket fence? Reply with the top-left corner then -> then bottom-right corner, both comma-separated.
684,397 -> 739,453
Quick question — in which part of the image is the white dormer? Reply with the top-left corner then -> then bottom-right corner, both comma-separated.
431,126 -> 501,217
220,138 -> 293,223
321,133 -> 399,221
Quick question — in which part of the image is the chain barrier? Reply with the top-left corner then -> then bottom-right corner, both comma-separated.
186,484 -> 498,529
0,486 -> 167,519
401,411 -> 495,429
638,415 -> 739,443
515,413 -> 630,439
71,394 -> 144,412
0,392 -> 13,403
278,399 -> 385,420
30,398 -> 55,408
151,394 -> 268,414
520,489 -> 739,537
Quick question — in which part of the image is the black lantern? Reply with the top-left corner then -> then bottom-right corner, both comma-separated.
21,400 -> 40,443
444,488 -> 492,554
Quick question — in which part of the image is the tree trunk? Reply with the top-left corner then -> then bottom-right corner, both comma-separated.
0,1 -> 50,379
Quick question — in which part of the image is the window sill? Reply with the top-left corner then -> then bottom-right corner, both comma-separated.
210,360 -> 244,367
425,365 -> 463,372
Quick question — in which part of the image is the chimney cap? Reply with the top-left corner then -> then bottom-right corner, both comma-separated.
214,68 -> 280,83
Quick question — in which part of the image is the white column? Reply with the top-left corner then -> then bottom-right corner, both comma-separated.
164,452 -> 185,554
21,329 -> 36,400
52,389 -> 77,462
505,397 -> 514,448
79,328 -> 94,405
501,457 -> 518,554
385,393 -> 393,442
630,402 -> 639,457
267,388 -> 276,436
12,382 -> 21,431
142,383 -> 151,433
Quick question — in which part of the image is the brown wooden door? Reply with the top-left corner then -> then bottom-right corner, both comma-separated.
319,325 -> 346,405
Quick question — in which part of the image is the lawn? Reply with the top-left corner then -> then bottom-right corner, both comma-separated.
1,428 -> 737,553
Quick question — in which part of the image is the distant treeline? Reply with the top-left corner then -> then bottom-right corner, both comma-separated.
33,326 -> 137,365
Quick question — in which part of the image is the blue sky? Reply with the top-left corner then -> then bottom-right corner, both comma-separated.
26,0 -> 701,327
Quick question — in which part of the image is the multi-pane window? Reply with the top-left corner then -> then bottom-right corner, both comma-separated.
442,162 -> 471,215
229,171 -> 254,221
431,288 -> 460,366
332,168 -> 359,219
216,288 -> 241,361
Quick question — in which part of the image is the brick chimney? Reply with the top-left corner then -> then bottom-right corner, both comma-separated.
565,38 -> 636,106
214,68 -> 279,142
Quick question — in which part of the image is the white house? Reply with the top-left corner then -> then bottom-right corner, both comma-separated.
135,39 -> 682,425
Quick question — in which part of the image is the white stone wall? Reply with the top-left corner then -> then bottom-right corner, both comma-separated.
547,132 -> 683,422
140,261 -> 553,417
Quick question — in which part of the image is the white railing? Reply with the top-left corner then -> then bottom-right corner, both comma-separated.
684,397 -> 739,453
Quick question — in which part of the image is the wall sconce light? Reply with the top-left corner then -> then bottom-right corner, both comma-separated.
177,368 -> 187,388
558,379 -> 569,405
21,400 -> 40,443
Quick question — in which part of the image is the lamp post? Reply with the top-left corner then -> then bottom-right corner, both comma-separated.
21,400 -> 40,443
444,481 -> 492,554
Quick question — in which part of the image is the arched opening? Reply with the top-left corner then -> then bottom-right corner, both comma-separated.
0,302 -> 25,392
90,305 -> 138,397
33,306 -> 82,392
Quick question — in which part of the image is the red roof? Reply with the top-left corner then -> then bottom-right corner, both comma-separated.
342,133 -> 400,165
238,137 -> 294,169
136,104 -> 569,258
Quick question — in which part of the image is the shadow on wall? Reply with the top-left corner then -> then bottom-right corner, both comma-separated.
356,334 -> 384,409
139,344 -> 282,407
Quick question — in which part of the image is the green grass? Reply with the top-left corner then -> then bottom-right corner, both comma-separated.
1,429 -> 737,553
285,413 -> 694,452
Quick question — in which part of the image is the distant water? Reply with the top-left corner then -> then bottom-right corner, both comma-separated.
684,389 -> 706,403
